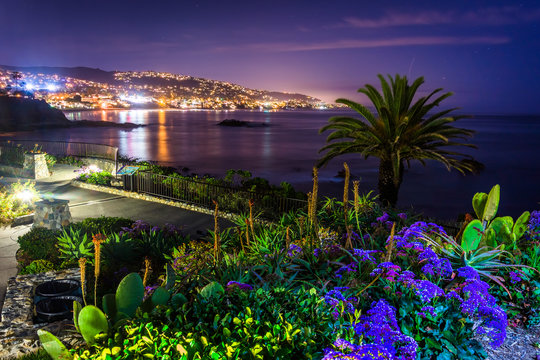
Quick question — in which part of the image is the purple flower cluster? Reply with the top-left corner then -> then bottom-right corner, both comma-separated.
324,289 -> 357,319
355,299 -> 418,360
453,274 -> 508,348
371,212 -> 394,230
419,306 -> 437,319
323,299 -> 417,360
524,210 -> 540,242
287,244 -> 302,257
226,281 -> 253,292
412,280 -> 445,302
370,262 -> 401,281
418,247 -> 452,278
352,249 -> 379,264
508,271 -> 522,284
457,266 -> 480,281
391,221 -> 447,251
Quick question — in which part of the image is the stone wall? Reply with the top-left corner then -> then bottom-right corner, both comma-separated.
0,268 -> 82,359
0,154 -> 50,180
33,199 -> 72,230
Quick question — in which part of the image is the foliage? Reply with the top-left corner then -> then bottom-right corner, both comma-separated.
78,170 -> 114,186
20,259 -> 55,275
78,216 -> 133,235
56,227 -> 93,260
0,181 -> 39,225
17,227 -> 60,267
318,74 -> 479,206
466,184 -> 530,251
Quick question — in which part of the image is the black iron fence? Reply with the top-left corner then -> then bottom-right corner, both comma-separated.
125,171 -> 308,219
0,140 -> 118,168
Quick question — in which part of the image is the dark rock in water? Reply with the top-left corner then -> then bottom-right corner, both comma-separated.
0,96 -> 143,131
217,119 -> 268,127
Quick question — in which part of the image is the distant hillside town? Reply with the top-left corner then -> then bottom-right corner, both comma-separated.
0,65 -> 332,110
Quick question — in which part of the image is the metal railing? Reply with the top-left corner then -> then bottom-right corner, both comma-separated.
0,140 -> 118,170
125,171 -> 307,219
0,145 -> 25,166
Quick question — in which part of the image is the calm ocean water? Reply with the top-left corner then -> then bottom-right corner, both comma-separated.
3,109 -> 540,219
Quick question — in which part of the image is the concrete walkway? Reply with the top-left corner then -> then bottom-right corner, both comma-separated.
0,164 -> 234,310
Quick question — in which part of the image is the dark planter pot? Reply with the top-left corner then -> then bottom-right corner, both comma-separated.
35,279 -> 80,297
35,295 -> 83,322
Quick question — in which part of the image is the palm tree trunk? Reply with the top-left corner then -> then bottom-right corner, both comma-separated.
378,159 -> 401,207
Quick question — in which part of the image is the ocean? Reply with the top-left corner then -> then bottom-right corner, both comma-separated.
3,109 -> 540,219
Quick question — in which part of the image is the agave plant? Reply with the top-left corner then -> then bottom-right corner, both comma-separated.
419,231 -> 532,295
56,227 -> 93,260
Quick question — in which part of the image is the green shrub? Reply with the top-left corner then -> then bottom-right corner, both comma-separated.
78,171 -> 114,186
17,228 -> 60,266
78,216 -> 133,235
20,259 -> 55,275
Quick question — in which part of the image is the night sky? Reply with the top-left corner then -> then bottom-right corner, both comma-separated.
1,0 -> 539,113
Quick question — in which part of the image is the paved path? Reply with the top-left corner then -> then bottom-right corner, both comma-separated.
0,164 -> 233,310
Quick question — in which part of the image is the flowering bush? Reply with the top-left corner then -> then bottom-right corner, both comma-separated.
77,165 -> 114,185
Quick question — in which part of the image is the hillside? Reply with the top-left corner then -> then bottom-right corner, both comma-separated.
0,65 -> 320,104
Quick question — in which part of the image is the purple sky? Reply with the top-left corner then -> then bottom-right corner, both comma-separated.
1,0 -> 539,113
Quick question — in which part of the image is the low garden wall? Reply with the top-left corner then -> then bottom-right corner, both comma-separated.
0,268 -> 81,359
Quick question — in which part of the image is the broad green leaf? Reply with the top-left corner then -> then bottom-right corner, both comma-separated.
77,305 -> 109,344
513,211 -> 530,239
37,329 -> 73,360
472,192 -> 488,220
462,220 -> 484,252
483,184 -> 500,222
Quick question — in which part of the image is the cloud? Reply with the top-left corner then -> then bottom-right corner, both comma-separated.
217,36 -> 510,53
342,6 -> 540,28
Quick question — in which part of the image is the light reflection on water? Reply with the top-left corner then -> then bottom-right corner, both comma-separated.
10,110 -> 540,219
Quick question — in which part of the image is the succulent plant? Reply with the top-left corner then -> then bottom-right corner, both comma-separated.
115,272 -> 145,317
77,305 -> 109,344
37,329 -> 72,360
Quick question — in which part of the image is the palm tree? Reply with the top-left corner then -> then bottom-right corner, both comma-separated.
318,74 -> 479,207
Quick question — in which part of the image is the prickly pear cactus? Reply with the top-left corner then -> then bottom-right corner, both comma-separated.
115,272 -> 144,317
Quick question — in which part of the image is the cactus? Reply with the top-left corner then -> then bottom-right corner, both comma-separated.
102,293 -> 117,319
115,272 -> 145,317
37,330 -> 73,360
77,305 -> 109,344
151,286 -> 170,306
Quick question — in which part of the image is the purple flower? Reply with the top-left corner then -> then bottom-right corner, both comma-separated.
324,289 -> 356,319
352,249 -> 379,264
419,306 -> 437,318
417,247 -> 452,278
226,281 -> 253,291
370,262 -> 401,281
377,212 -> 390,223
397,213 -> 407,221
457,266 -> 480,281
413,280 -> 444,302
287,244 -> 302,257
459,278 -> 507,348
397,270 -> 415,286
509,271 -> 522,284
